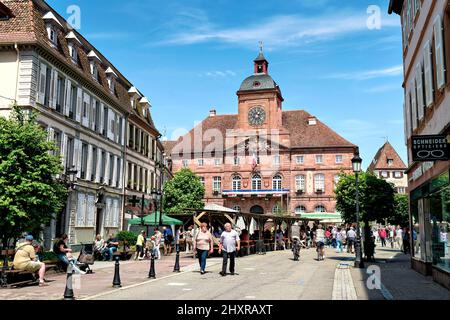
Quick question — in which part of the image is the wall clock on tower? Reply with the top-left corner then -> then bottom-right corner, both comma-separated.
248,106 -> 266,126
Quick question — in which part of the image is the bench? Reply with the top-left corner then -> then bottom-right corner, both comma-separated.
1,249 -> 39,288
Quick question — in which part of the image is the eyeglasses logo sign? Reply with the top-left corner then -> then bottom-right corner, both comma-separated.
412,135 -> 449,162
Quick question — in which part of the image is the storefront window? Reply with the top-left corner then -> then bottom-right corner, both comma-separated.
429,184 -> 450,273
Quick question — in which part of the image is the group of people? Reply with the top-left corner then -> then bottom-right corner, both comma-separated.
371,224 -> 416,254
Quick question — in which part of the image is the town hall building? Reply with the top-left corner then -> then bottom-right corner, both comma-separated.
163,51 -> 358,217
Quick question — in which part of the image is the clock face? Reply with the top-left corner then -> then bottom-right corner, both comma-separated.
248,107 -> 266,126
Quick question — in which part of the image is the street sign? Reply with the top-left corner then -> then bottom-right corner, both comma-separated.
412,135 -> 449,162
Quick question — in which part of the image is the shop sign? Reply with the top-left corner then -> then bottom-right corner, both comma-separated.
412,135 -> 449,161
411,161 -> 434,182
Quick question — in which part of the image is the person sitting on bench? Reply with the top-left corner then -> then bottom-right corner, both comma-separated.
13,235 -> 48,287
53,234 -> 85,274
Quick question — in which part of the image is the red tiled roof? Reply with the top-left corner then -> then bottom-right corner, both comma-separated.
368,141 -> 407,171
165,110 -> 356,156
0,0 -> 152,122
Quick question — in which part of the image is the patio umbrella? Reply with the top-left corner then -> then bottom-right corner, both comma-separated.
128,211 -> 183,226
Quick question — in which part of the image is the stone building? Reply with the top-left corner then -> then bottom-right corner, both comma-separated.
0,0 -> 164,246
164,50 -> 358,217
389,0 -> 450,289
367,141 -> 408,194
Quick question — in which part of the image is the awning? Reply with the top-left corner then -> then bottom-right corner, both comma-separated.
128,211 -> 183,226
299,212 -> 342,221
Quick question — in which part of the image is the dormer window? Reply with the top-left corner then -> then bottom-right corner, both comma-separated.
47,26 -> 57,46
387,159 -> 394,166
87,51 -> 101,81
90,62 -> 98,80
105,67 -> 118,94
43,12 -> 62,48
68,44 -> 77,62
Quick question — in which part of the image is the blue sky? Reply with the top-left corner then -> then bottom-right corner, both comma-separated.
48,0 -> 406,169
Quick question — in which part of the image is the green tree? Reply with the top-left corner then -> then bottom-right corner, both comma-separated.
163,168 -> 204,214
0,105 -> 67,246
335,171 -> 395,260
389,193 -> 409,226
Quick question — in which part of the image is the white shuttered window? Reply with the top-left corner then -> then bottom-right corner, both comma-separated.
434,15 -> 446,90
423,41 -> 434,107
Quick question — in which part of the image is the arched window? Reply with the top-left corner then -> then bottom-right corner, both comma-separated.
252,174 -> 261,190
272,174 -> 282,190
250,205 -> 264,214
273,204 -> 281,214
314,174 -> 325,192
295,175 -> 305,191
232,205 -> 241,212
295,206 -> 307,215
232,175 -> 241,191
315,205 -> 326,213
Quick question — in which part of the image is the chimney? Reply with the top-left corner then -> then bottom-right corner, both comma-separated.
307,116 -> 317,125
209,109 -> 217,117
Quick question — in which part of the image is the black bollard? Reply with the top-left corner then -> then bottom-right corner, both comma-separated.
112,254 -> 122,288
173,244 -> 180,272
63,264 -> 75,300
148,251 -> 156,278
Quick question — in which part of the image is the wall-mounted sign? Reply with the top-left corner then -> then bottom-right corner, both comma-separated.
412,135 -> 449,162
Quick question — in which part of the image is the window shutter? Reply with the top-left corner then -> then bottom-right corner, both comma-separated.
415,62 -> 424,120
90,99 -> 96,131
423,41 -> 434,107
60,133 -> 68,169
107,109 -> 114,140
76,87 -> 82,122
411,82 -> 417,131
64,79 -> 71,116
104,152 -> 110,184
37,63 -> 47,105
121,119 -> 125,146
113,199 -> 119,227
99,103 -> 104,134
405,93 -> 411,137
86,194 -> 95,227
105,197 -> 112,227
47,127 -> 55,142
434,15 -> 446,90
111,155 -> 118,188
86,145 -> 93,180
75,138 -> 82,178
82,93 -> 90,127
77,192 -> 86,227
51,69 -> 58,109
95,148 -> 102,183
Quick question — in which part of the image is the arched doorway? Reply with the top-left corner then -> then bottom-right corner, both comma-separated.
250,205 -> 264,215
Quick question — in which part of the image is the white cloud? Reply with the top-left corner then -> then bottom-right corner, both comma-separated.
200,70 -> 237,77
155,10 -> 400,50
325,65 -> 403,81
336,119 -> 386,139
363,83 -> 402,93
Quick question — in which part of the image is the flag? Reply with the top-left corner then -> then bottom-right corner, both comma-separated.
252,152 -> 257,170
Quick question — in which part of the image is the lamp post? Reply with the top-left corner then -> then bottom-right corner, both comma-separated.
352,151 -> 364,269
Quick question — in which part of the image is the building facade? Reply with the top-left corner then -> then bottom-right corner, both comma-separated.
389,0 -> 450,289
164,51 -> 358,217
0,0 -> 164,246
367,141 -> 408,194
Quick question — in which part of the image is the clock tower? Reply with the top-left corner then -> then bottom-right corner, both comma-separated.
236,49 -> 284,131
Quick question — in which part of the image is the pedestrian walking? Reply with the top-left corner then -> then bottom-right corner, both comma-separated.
193,222 -> 214,274
346,227 -> 356,254
395,225 -> 403,251
336,227 -> 343,253
379,227 -> 387,247
135,230 -> 145,260
185,226 -> 194,253
403,227 -> 411,254
218,223 -> 240,276
163,226 -> 174,255
154,228 -> 162,259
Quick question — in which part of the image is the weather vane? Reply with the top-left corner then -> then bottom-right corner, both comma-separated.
259,41 -> 263,53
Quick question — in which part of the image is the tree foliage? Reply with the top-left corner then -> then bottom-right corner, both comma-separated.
335,172 -> 395,223
163,168 -> 205,214
389,193 -> 410,226
0,106 -> 67,242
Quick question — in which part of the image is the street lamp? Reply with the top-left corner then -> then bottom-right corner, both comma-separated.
352,151 -> 364,268
65,166 -> 78,190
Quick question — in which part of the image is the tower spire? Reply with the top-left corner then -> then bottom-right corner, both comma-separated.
254,42 -> 269,74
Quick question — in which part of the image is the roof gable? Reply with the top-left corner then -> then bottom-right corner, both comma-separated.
368,141 -> 407,171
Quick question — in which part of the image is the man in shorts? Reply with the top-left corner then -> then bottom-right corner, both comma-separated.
13,235 -> 48,287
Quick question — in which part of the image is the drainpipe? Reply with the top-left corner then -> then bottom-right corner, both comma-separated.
14,43 -> 19,104
121,112 -> 129,231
